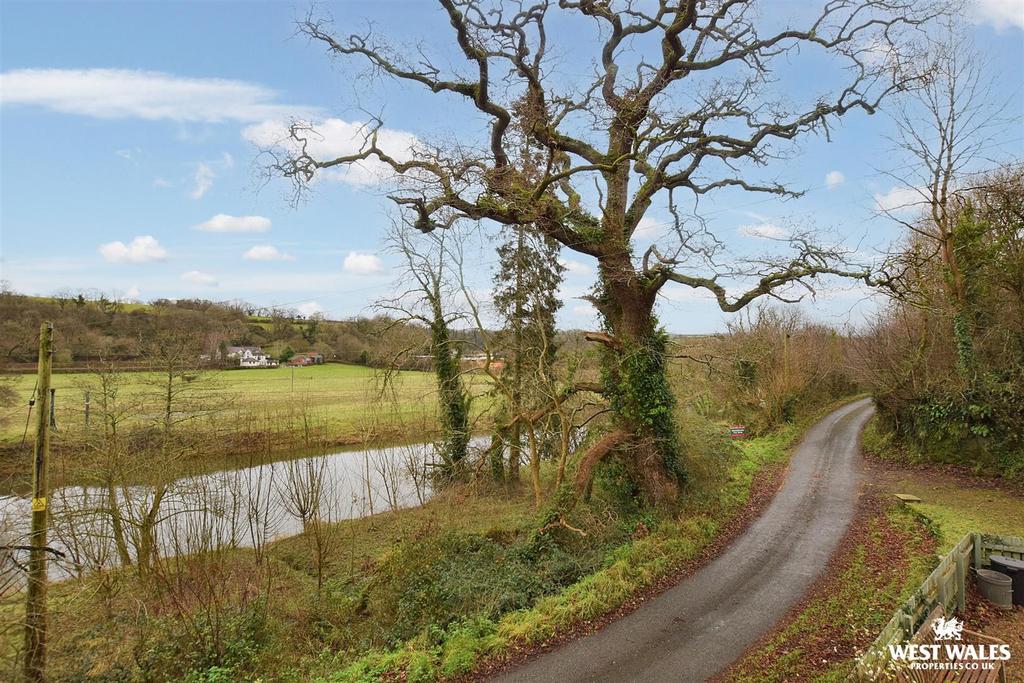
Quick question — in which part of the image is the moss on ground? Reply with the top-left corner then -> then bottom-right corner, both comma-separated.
863,415 -> 1024,549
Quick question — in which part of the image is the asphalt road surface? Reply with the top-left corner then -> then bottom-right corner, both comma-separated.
491,398 -> 874,683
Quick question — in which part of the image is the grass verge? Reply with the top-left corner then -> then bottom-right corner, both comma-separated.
862,415 -> 1024,549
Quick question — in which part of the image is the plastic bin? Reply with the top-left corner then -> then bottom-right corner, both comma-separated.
976,568 -> 1013,609
989,555 -> 1024,607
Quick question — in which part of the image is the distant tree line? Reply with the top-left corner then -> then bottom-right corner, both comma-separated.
0,285 -> 462,369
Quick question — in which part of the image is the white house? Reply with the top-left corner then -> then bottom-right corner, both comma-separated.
225,346 -> 278,368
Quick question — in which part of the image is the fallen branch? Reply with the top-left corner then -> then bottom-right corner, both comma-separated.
584,331 -> 622,350
1,544 -> 67,559
502,382 -> 606,431
538,515 -> 588,537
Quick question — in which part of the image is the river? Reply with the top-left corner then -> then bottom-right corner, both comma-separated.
0,437 -> 487,581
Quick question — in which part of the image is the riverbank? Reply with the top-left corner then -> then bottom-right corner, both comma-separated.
0,400 -> 841,682
0,413 -> 450,495
308,402 -> 853,683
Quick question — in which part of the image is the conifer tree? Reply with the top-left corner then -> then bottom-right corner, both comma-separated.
492,225 -> 565,483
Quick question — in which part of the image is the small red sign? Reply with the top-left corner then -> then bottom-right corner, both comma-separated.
729,425 -> 747,439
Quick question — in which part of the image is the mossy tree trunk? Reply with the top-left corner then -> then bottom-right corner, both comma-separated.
585,252 -> 684,502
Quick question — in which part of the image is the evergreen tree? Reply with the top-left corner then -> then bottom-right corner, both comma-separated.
492,225 -> 565,484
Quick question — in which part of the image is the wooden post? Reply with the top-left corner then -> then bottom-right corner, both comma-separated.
24,321 -> 53,683
84,391 -> 90,427
955,552 -> 966,614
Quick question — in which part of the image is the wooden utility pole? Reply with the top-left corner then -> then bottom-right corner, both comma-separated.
782,332 -> 791,390
24,321 -> 53,683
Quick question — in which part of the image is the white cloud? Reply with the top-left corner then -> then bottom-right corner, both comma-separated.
559,258 -> 593,276
974,0 -> 1024,30
194,214 -> 271,233
297,302 -> 323,316
815,281 -> 878,302
738,222 -> 788,239
243,117 -> 418,186
825,170 -> 845,189
181,270 -> 218,287
214,271 -> 346,293
661,283 -> 716,302
189,162 -> 215,199
859,36 -> 899,67
0,68 -> 317,122
343,251 -> 384,276
632,216 -> 665,240
572,303 -> 596,315
152,177 -> 172,188
243,245 -> 294,261
124,285 -> 141,299
874,185 -> 926,213
98,235 -> 167,264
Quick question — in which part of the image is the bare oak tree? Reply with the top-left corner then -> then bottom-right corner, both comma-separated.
269,0 -> 939,500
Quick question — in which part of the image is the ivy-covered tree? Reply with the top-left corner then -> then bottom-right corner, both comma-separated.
857,168 -> 1024,477
880,26 -> 1007,381
380,223 -> 472,481
302,315 -> 321,345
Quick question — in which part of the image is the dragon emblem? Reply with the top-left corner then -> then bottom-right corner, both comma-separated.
931,616 -> 964,641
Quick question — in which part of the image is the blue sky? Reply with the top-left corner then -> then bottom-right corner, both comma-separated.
1,1 -> 1022,333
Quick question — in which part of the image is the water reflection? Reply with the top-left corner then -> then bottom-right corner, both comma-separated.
0,438 -> 486,582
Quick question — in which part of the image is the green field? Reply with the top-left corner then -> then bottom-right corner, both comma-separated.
0,363 -> 492,446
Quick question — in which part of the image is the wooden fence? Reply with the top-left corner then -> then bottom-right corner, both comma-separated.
848,531 -> 1024,681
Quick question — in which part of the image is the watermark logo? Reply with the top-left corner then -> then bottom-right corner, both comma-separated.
888,614 -> 1012,674
931,616 -> 963,641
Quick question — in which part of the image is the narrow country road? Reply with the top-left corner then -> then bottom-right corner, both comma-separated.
491,398 -> 874,683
